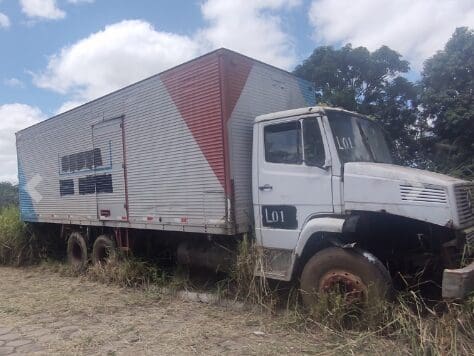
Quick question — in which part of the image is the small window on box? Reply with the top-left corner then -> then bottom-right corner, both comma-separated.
59,179 -> 74,196
93,148 -> 103,167
61,148 -> 103,173
78,176 -> 96,195
61,156 -> 70,173
95,174 -> 113,194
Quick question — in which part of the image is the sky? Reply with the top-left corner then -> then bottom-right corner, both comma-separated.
0,0 -> 473,182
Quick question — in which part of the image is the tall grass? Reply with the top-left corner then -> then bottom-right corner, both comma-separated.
0,206 -> 36,265
220,235 -> 280,310
86,257 -> 166,288
224,237 -> 474,354
3,218 -> 471,355
392,293 -> 474,355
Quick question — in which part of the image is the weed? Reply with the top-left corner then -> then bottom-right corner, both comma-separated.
0,206 -> 36,265
85,257 -> 166,288
219,235 -> 279,310
7,223 -> 473,355
389,293 -> 474,355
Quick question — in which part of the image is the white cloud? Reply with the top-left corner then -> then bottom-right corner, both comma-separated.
0,12 -> 10,28
34,20 -> 200,101
34,1 -> 300,111
4,1 -> 299,180
55,100 -> 85,114
20,0 -> 65,20
198,0 -> 300,69
309,0 -> 474,69
67,0 -> 94,3
4,78 -> 25,88
0,104 -> 45,182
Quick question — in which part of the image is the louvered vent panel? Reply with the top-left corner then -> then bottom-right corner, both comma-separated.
400,184 -> 447,204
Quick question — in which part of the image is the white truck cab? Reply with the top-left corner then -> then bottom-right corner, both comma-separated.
252,106 -> 474,300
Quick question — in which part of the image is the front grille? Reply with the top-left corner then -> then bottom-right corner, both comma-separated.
465,230 -> 474,255
454,184 -> 474,227
400,184 -> 447,204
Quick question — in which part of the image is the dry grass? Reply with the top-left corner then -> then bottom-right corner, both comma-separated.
86,258 -> 166,288
390,293 -> 474,355
1,217 -> 473,355
217,237 -> 474,355
223,235 -> 279,308
0,265 -> 400,355
6,250 -> 474,355
43,256 -> 167,290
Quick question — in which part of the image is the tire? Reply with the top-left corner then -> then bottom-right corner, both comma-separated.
92,235 -> 117,265
67,232 -> 88,270
300,247 -> 392,309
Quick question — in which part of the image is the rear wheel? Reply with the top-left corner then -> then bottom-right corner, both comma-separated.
92,235 -> 117,265
300,247 -> 392,310
67,232 -> 88,270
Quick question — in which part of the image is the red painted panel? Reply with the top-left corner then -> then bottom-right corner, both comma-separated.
221,53 -> 253,121
220,52 -> 253,204
161,54 -> 225,187
161,50 -> 253,195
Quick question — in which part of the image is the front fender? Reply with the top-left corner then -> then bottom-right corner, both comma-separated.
294,217 -> 345,257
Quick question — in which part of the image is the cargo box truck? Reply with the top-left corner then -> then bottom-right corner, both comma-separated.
16,49 -> 474,304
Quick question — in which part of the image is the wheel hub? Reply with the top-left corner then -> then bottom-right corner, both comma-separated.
319,269 -> 367,301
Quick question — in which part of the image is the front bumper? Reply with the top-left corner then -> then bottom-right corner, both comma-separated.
442,261 -> 474,299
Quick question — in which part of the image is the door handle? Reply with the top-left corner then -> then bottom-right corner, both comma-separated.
258,184 -> 273,191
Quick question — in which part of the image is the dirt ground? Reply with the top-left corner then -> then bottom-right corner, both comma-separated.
0,266 -> 402,355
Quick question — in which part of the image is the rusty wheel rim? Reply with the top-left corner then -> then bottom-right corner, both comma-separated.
319,269 -> 368,302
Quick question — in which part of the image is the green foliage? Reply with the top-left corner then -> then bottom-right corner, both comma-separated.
294,44 -> 420,164
0,206 -> 36,265
0,182 -> 18,209
420,27 -> 474,178
293,28 -> 473,175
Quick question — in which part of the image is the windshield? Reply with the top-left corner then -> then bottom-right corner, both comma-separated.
326,110 -> 392,164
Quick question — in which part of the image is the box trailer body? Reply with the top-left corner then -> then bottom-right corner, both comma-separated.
16,48 -> 315,235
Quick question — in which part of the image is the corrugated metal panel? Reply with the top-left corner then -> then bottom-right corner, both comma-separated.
17,50 -> 230,233
124,74 -> 226,228
161,54 -> 226,189
225,56 -> 315,232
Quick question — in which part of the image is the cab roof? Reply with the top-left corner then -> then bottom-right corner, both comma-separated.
254,106 -> 364,123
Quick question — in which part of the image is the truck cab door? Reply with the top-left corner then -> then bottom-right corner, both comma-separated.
253,116 -> 333,250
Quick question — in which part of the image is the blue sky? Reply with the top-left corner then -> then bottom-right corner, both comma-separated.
1,0 -> 473,181
0,0 -> 316,114
0,1 -> 207,112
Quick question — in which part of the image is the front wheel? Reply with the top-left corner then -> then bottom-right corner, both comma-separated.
300,247 -> 392,309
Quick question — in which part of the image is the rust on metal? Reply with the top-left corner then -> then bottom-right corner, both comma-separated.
320,269 -> 367,301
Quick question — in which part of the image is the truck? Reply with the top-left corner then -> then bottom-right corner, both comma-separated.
16,48 -> 474,305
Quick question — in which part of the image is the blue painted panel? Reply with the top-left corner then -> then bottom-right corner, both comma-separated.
296,77 -> 316,106
17,161 -> 37,222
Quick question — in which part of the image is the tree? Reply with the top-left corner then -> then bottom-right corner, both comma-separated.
420,27 -> 474,178
0,182 -> 18,209
294,44 -> 420,164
